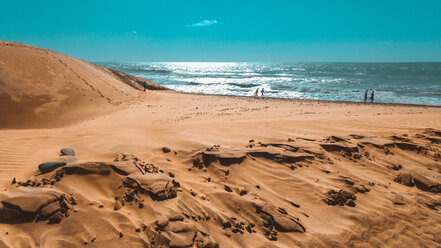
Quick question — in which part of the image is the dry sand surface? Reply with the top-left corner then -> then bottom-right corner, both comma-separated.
0,41 -> 441,248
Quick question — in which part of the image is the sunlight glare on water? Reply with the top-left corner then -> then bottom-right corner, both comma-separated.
98,62 -> 441,105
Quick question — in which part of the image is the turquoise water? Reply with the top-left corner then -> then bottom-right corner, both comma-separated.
98,62 -> 441,106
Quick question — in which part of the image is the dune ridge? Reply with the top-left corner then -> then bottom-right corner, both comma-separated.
0,42 -> 441,247
0,41 -> 165,129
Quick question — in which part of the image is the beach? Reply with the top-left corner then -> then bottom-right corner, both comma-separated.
1,41 -> 441,247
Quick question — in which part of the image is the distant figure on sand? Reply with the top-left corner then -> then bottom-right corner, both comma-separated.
364,90 -> 368,103
255,88 -> 259,97
261,88 -> 264,97
370,90 -> 375,103
143,82 -> 147,92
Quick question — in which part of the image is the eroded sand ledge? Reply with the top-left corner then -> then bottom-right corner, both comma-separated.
0,42 -> 441,247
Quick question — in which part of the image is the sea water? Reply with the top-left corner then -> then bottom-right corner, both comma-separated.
98,62 -> 441,106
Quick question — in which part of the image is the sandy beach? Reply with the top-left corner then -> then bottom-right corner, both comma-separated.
1,41 -> 441,247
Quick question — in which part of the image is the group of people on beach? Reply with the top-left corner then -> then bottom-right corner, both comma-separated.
254,88 -> 264,97
146,81 -> 377,104
364,90 -> 375,103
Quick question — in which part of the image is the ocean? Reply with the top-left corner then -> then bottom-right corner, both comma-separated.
97,62 -> 441,106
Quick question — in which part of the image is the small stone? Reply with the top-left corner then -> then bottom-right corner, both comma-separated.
162,147 -> 171,153
346,200 -> 356,207
60,148 -> 75,156
224,186 -> 232,192
11,178 -> 16,184
119,232 -> 124,238
239,189 -> 247,196
222,221 -> 232,229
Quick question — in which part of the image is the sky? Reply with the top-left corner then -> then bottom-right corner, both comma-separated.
1,0 -> 441,62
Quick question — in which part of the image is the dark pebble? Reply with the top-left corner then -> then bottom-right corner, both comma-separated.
38,161 -> 67,173
60,148 -> 75,156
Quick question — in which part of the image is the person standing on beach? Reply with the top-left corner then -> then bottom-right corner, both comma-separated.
255,88 -> 259,97
261,88 -> 264,97
370,90 -> 375,103
364,90 -> 368,103
143,82 -> 147,92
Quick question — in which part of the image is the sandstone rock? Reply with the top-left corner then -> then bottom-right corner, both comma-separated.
325,189 -> 357,207
127,174 -> 178,200
40,201 -> 61,218
0,190 -> 73,224
62,162 -> 129,176
395,173 -> 440,193
2,192 -> 60,214
255,202 -> 305,236
413,174 -> 438,192
320,144 -> 359,155
395,173 -> 414,187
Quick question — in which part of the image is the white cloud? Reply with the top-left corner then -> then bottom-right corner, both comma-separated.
186,20 -> 218,28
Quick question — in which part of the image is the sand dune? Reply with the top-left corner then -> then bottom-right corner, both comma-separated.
0,42 -> 441,247
0,41 -> 165,129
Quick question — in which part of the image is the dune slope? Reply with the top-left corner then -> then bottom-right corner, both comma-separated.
0,41 -> 166,129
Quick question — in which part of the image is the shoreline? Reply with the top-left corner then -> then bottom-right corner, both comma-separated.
166,89 -> 441,108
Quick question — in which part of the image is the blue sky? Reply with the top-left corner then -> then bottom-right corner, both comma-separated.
1,0 -> 441,62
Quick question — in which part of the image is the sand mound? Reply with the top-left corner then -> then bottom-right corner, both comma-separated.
0,41 -> 166,129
